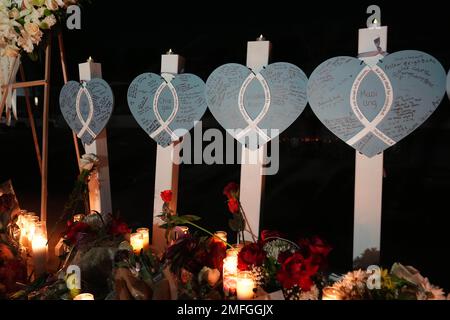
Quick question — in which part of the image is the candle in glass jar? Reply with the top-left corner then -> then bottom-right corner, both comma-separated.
136,228 -> 150,251
27,215 -> 39,239
214,231 -> 227,243
130,233 -> 144,255
322,287 -> 343,300
31,230 -> 47,278
223,255 -> 238,296
74,293 -> 94,300
236,271 -> 255,300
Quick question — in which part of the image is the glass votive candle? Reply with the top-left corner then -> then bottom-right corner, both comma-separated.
223,255 -> 238,297
236,271 -> 256,300
214,231 -> 227,243
322,287 -> 343,300
136,228 -> 150,251
31,222 -> 47,278
130,232 -> 144,255
73,293 -> 94,300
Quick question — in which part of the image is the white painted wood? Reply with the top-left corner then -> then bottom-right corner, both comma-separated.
152,53 -> 184,254
239,40 -> 271,242
353,26 -> 387,264
78,60 -> 113,216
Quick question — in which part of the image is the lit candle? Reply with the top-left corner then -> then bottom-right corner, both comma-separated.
74,293 -> 94,300
236,271 -> 256,300
130,232 -> 144,255
226,243 -> 243,258
31,222 -> 47,278
214,231 -> 227,243
223,255 -> 238,297
369,18 -> 380,29
136,228 -> 150,251
322,287 -> 343,300
73,214 -> 85,223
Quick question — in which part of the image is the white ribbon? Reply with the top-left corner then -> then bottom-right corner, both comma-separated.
150,80 -> 179,141
346,65 -> 395,147
75,83 -> 96,140
235,72 -> 271,142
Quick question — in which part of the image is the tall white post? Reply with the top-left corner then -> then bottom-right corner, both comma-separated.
152,52 -> 184,253
239,38 -> 271,242
353,25 -> 387,265
79,59 -> 113,216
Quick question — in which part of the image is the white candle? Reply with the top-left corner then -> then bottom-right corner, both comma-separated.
74,293 -> 94,300
136,228 -> 150,251
32,233 -> 47,278
236,271 -> 255,300
223,256 -> 238,296
130,233 -> 144,255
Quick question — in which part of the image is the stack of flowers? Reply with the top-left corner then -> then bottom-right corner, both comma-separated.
237,232 -> 331,300
323,263 -> 448,300
0,0 -> 85,58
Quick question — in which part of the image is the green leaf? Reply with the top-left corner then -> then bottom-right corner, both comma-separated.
44,9 -> 52,17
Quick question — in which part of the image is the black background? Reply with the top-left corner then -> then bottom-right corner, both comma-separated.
1,0 -> 450,291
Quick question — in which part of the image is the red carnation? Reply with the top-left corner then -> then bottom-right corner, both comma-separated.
160,190 -> 173,203
223,182 -> 239,199
227,198 -> 240,214
238,243 -> 266,270
298,236 -> 332,268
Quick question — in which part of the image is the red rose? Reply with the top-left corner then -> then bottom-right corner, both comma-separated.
206,239 -> 227,271
276,253 -> 319,291
109,217 -> 131,236
298,236 -> 332,268
223,182 -> 239,199
65,222 -> 91,245
160,190 -> 173,203
227,198 -> 240,214
238,243 -> 266,270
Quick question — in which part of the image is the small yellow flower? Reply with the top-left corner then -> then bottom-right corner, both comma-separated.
381,269 -> 394,290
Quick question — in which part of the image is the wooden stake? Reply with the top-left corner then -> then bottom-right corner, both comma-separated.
353,25 -> 388,266
19,65 -> 42,175
152,52 -> 184,254
239,39 -> 271,242
57,32 -> 81,171
40,37 -> 52,223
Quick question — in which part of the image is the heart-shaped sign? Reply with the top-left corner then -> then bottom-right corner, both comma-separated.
59,78 -> 114,145
307,50 -> 446,157
127,73 -> 207,147
205,62 -> 308,150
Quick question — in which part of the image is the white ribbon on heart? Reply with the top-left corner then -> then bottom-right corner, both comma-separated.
149,80 -> 179,141
346,64 -> 395,147
76,83 -> 97,140
235,72 -> 271,142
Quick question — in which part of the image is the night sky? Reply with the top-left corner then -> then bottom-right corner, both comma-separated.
2,1 -> 450,289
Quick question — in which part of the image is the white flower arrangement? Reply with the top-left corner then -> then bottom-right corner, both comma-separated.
0,0 -> 80,57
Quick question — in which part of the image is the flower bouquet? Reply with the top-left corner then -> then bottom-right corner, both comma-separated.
159,182 -> 332,301
322,263 -> 448,300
